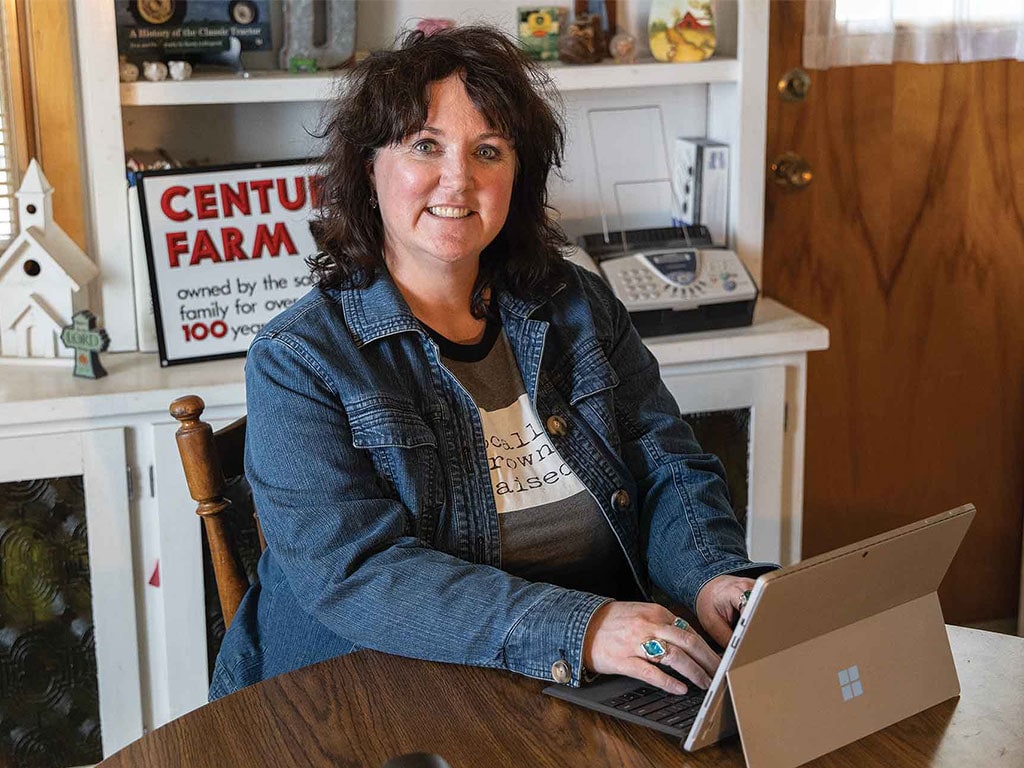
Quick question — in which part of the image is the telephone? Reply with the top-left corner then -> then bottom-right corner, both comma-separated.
566,225 -> 758,337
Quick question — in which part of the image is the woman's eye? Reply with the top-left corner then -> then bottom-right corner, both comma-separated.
477,145 -> 501,160
412,140 -> 436,153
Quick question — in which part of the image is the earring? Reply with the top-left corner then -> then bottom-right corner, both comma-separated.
369,192 -> 378,209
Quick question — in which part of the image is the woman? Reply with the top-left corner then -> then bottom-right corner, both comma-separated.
212,26 -> 774,700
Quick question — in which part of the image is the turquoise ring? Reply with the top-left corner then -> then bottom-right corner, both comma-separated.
738,590 -> 752,612
672,617 -> 690,631
641,638 -> 669,661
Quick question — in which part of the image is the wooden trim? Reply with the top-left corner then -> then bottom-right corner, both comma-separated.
22,0 -> 87,248
2,0 -> 34,173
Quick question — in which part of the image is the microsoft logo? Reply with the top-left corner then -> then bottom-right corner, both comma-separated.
838,665 -> 863,701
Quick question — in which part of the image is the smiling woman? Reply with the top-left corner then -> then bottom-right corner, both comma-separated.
309,26 -> 569,323
214,25 -> 774,706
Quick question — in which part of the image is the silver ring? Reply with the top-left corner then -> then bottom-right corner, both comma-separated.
672,617 -> 690,631
641,638 -> 669,661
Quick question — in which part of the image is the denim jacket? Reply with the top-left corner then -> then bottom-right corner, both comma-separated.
210,263 -> 773,699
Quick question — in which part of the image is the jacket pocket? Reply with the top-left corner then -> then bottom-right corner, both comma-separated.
348,398 -> 444,543
562,339 -> 621,451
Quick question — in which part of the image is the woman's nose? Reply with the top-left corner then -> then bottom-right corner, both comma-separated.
439,153 -> 473,190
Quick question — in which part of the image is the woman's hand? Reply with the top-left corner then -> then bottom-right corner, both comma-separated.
695,574 -> 757,647
582,601 -> 721,695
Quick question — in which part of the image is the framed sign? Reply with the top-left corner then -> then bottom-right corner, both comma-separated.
137,160 -> 321,366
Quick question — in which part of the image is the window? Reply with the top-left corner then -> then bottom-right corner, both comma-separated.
0,0 -> 26,247
806,0 -> 1024,69
836,0 -> 1024,26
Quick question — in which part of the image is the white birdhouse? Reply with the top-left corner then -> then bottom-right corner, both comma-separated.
0,159 -> 99,358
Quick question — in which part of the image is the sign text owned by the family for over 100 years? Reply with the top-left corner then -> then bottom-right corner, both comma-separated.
138,160 -> 322,365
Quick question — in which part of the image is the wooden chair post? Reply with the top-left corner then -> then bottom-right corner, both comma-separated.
170,394 -> 249,628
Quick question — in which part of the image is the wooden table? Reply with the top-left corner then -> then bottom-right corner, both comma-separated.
100,626 -> 1023,767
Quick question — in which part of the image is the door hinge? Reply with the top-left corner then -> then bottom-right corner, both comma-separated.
783,401 -> 789,432
126,465 -> 134,502
148,464 -> 155,498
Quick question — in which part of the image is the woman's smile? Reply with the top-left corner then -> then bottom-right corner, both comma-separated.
426,206 -> 473,219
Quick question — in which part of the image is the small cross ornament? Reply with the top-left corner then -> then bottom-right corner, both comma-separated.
60,310 -> 110,379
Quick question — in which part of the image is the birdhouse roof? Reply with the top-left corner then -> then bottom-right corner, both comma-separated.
15,158 -> 54,197
0,226 -> 98,290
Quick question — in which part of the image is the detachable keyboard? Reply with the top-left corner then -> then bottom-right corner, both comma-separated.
543,674 -> 707,738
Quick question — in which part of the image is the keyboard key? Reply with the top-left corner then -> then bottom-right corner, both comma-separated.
663,713 -> 696,729
633,699 -> 680,718
617,692 -> 670,712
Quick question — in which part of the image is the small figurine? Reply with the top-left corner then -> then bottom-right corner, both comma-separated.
142,61 -> 169,82
118,56 -> 139,83
517,7 -> 563,61
167,60 -> 193,81
416,18 -> 455,35
558,13 -> 604,64
0,160 -> 99,359
288,56 -> 318,73
60,310 -> 110,379
609,32 -> 637,63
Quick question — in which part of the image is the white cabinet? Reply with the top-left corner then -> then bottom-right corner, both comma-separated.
0,429 -> 143,759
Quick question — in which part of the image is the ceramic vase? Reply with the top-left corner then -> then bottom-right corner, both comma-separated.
648,0 -> 716,62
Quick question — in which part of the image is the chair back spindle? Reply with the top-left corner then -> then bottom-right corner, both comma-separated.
170,394 -> 261,629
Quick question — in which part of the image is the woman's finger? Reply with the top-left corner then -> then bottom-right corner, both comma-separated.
659,619 -> 721,677
619,656 -> 690,696
659,642 -> 714,689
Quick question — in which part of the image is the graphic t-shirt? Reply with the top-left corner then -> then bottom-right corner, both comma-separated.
427,317 -> 636,599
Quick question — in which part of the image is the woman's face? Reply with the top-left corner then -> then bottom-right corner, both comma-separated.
371,74 -> 516,276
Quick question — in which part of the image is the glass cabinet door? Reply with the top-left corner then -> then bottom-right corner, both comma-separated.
659,365 -> 787,563
0,429 -> 143,765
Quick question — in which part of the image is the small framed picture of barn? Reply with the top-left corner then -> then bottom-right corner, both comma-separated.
136,160 -> 321,366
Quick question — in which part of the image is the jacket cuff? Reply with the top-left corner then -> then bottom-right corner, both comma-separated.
502,588 -> 612,687
675,559 -> 780,609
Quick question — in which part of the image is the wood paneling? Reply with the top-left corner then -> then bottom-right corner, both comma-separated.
764,2 -> 1024,623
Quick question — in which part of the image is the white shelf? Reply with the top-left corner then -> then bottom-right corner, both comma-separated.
0,299 -> 825,428
119,57 -> 741,106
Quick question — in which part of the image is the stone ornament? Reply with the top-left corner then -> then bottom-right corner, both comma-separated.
167,60 -> 193,81
118,56 -> 139,82
609,32 -> 637,63
142,61 -> 169,82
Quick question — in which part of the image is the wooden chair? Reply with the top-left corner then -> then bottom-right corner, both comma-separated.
170,394 -> 265,630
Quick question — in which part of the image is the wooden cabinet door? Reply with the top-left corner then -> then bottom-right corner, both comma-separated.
763,2 -> 1024,624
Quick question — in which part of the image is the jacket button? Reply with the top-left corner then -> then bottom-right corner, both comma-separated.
611,489 -> 631,512
550,659 -> 571,684
546,414 -> 568,437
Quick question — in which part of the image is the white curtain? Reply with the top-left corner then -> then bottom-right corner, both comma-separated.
804,0 -> 1024,69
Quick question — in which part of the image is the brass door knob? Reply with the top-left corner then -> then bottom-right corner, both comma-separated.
770,152 -> 813,190
778,68 -> 811,102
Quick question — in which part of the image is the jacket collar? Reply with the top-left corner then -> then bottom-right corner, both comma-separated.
334,268 -> 565,347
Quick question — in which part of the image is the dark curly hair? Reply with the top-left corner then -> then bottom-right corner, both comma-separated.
308,25 -> 570,316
